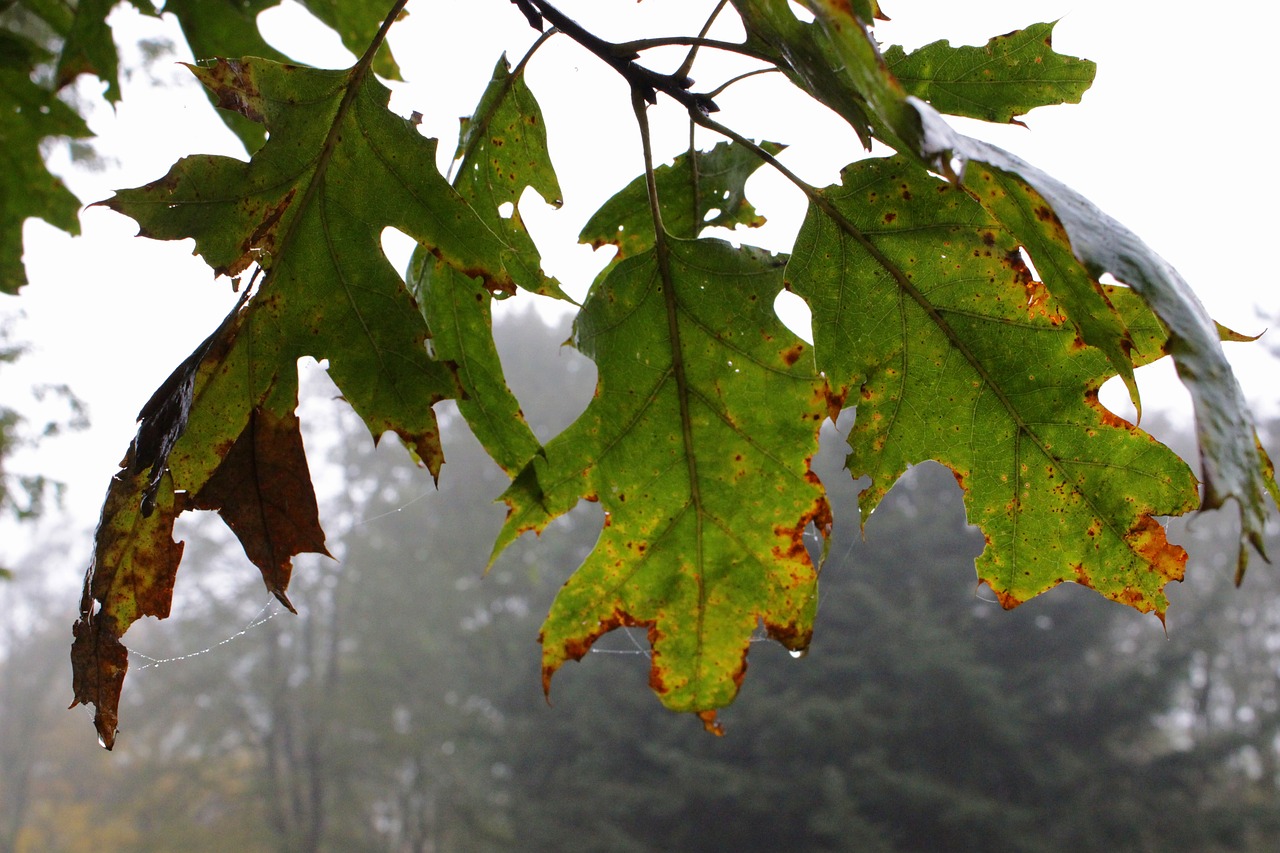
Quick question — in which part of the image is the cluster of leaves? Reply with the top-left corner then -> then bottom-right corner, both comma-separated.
21,0 -> 1275,748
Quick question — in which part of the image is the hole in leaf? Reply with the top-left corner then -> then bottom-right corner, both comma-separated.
498,201 -> 515,219
257,1 -> 356,67
380,227 -> 416,279
774,290 -> 813,345
787,1 -> 816,23
703,208 -> 722,222
1018,247 -> 1042,282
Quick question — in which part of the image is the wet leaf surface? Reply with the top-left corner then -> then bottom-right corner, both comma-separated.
494,239 -> 830,725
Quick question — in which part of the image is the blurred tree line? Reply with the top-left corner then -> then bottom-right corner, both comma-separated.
2,310 -> 1278,852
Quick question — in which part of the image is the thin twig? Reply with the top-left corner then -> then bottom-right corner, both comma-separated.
704,67 -> 779,100
675,0 -> 732,81
613,35 -> 775,65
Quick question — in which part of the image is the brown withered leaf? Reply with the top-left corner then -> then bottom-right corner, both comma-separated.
70,466 -> 184,749
186,407 -> 330,612
130,291 -> 248,515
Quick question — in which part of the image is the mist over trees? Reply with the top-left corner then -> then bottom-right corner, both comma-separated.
4,312 -> 1278,852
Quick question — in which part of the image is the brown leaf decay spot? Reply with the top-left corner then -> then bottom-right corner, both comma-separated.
698,709 -> 725,736
772,485 -> 833,560
69,614 -> 129,750
765,617 -> 813,656
824,384 -> 848,422
191,59 -> 265,124
781,343 -> 806,366
437,253 -> 517,297
1083,388 -> 1137,431
983,580 -> 1024,611
232,189 -> 297,277
1034,205 -> 1060,225
542,611 -> 655,698
1125,515 -> 1187,586
188,407 -> 330,612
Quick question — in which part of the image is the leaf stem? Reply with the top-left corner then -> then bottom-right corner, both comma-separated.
674,0 -> 733,81
631,88 -> 708,691
704,67 -> 779,99
358,0 -> 411,72
616,35 -> 775,65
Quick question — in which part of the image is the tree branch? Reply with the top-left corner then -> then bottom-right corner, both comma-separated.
511,0 -> 720,113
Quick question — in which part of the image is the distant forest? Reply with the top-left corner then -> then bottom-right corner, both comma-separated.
4,310 -> 1278,852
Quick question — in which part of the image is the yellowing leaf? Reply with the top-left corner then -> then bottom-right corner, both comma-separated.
735,0 -> 1277,575
788,157 -> 1198,613
495,238 -> 830,728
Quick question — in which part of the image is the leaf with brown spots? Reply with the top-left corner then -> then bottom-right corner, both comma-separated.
493,238 -> 830,726
884,22 -> 1096,125
788,156 -> 1198,615
76,50 -> 538,744
407,51 -> 564,476
98,57 -> 514,478
579,140 -> 784,258
737,0 -> 1276,578
71,466 -> 184,749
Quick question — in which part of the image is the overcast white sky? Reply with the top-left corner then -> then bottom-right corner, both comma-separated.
4,0 -> 1277,564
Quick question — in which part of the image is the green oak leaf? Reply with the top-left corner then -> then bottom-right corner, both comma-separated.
410,258 -> 541,476
447,53 -> 566,300
788,156 -> 1199,614
735,0 -> 1277,575
54,0 -> 122,101
910,111 -> 1280,577
101,57 -> 534,483
494,238 -> 831,730
732,0 -> 922,153
580,140 -> 784,257
0,63 -> 90,293
884,22 -> 1096,125
410,52 -> 566,475
76,53 -> 541,742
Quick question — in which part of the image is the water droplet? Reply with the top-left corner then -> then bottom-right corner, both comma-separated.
789,648 -> 808,660
97,732 -> 109,750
